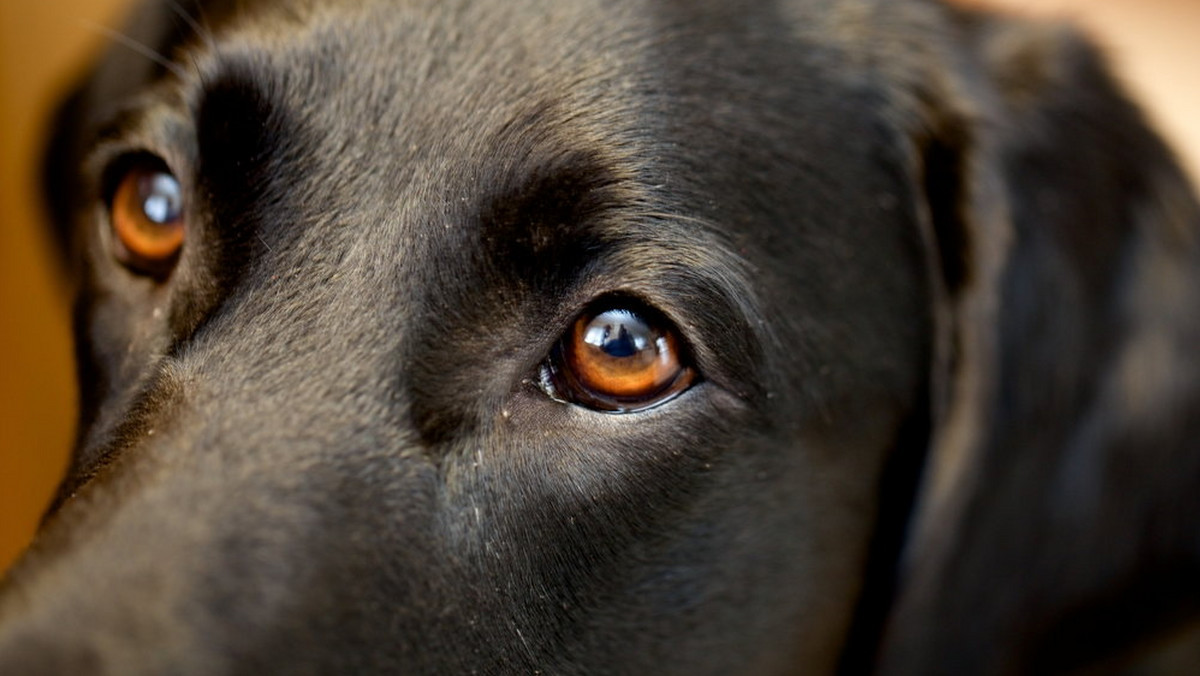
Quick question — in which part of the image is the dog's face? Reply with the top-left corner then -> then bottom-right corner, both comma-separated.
2,0 -> 1199,673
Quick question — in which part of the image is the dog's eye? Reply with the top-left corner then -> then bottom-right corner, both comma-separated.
541,304 -> 696,412
109,160 -> 185,276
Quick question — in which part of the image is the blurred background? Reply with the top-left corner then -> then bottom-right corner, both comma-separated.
1,0 -> 1198,573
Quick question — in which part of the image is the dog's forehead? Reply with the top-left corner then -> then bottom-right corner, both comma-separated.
172,0 -> 878,189
159,0 -> 691,273
151,0 -> 901,292
190,0 -> 658,155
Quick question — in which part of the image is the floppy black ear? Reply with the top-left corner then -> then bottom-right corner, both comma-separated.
876,12 -> 1200,675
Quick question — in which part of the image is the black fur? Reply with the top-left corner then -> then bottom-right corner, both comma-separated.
4,0 -> 1199,673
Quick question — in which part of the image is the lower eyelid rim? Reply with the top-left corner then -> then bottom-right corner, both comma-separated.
535,362 -> 701,415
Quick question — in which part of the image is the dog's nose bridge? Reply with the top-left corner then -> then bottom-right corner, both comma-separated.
0,410 -> 439,674
181,260 -> 415,408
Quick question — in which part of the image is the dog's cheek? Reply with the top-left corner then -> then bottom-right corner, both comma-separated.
651,396 -> 909,674
70,242 -> 176,453
433,385 -> 895,673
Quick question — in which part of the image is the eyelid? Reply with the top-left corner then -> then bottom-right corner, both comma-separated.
538,295 -> 699,413
525,257 -> 762,408
83,94 -> 196,193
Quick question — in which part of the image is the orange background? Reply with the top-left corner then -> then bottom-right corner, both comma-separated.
2,0 -> 1198,573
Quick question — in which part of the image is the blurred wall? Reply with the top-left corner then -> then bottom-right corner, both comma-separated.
1,0 -> 1198,573
0,0 -> 131,573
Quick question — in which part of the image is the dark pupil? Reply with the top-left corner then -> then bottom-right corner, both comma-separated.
138,172 -> 182,224
584,310 -> 652,358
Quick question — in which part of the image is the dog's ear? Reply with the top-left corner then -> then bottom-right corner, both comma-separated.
875,12 -> 1200,675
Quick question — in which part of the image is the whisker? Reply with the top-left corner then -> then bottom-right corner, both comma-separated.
77,19 -> 188,79
162,0 -> 215,50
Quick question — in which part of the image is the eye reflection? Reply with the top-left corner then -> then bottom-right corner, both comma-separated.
140,173 -> 183,224
584,310 -> 651,357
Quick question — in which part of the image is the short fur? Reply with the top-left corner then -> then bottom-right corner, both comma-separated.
2,0 -> 1198,673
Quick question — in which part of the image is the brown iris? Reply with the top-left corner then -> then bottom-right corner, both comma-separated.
547,305 -> 695,412
110,162 -> 185,275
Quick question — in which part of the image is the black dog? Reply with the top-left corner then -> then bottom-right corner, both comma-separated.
1,0 -> 1198,673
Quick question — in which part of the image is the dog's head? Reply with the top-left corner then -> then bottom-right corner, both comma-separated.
2,0 -> 1198,673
